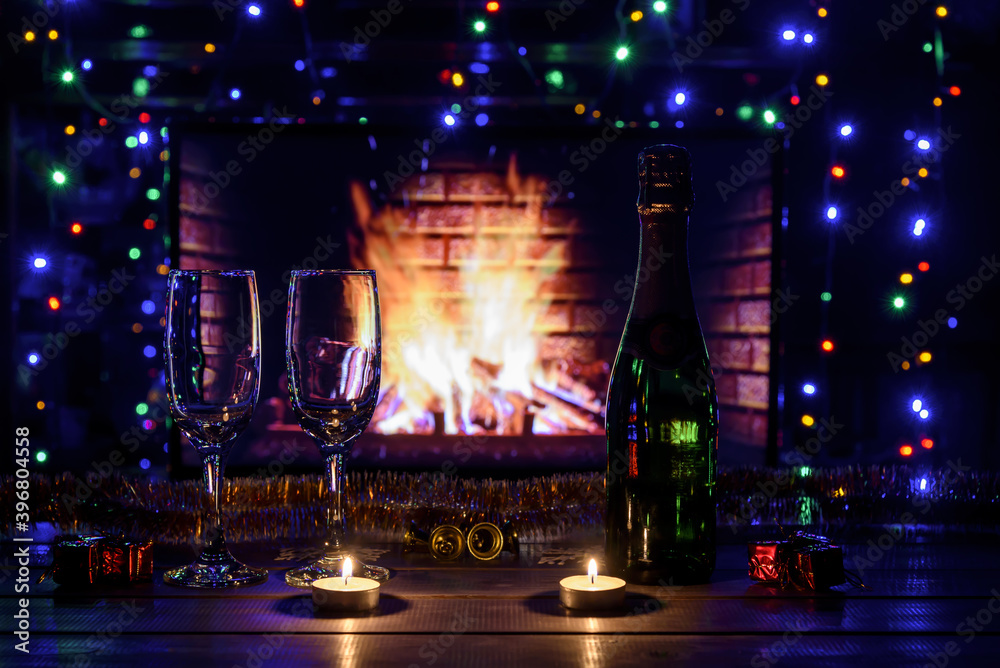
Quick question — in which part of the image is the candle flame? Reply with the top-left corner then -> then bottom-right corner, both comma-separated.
588,559 -> 597,584
343,557 -> 353,585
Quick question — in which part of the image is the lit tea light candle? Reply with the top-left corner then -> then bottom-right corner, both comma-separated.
559,559 -> 626,610
311,558 -> 380,612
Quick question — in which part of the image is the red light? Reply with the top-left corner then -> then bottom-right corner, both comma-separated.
949,86 -> 961,96
98,118 -> 108,127
138,112 -> 151,124
918,261 -> 930,272
70,222 -> 83,234
143,218 -> 156,230
790,95 -> 800,105
821,339 -> 834,352
899,444 -> 913,457
293,0 -> 305,6
438,69 -> 452,84
921,438 -> 934,449
486,1 -> 500,10
831,165 -> 845,178
48,296 -> 61,310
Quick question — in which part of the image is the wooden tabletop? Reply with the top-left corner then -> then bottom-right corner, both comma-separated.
4,535 -> 1000,667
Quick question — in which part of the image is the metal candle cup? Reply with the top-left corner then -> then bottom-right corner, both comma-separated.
310,559 -> 380,612
559,560 -> 626,610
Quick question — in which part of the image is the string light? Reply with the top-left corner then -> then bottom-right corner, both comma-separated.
918,167 -> 928,178
782,30 -> 796,41
81,59 -> 93,71
801,415 -> 815,427
574,104 -> 585,115
473,20 -> 487,33
918,261 -> 930,272
820,292 -> 832,302
818,7 -> 828,17
831,165 -> 845,178
25,31 -> 36,42
892,296 -> 905,309
487,2 -> 500,11
900,273 -> 913,284
815,74 -> 829,86
33,257 -> 48,269
674,92 -> 686,105
821,339 -> 834,352
921,438 -> 934,449
615,46 -> 629,61
802,383 -> 816,395
949,86 -> 961,96
71,222 -> 83,235
247,4 -> 261,17
48,29 -> 58,40
933,97 -> 943,107
899,444 -> 913,457
825,206 -> 838,221
48,297 -> 61,310
52,170 -> 67,185
919,351 -> 932,363
64,125 -> 75,136
205,43 -> 216,53
653,1 -> 667,12
803,33 -> 814,44
630,11 -> 643,22
452,72 -> 464,86
763,109 -> 776,124
935,6 -> 947,18
61,71 -> 74,83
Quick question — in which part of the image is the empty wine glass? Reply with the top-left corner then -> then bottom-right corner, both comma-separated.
163,270 -> 268,587
285,270 -> 387,586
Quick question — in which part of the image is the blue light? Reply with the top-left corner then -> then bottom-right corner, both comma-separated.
294,60 -> 305,71
916,138 -> 931,150
674,92 -> 686,105
247,4 -> 261,16
444,114 -> 456,126
802,383 -> 816,395
141,300 -> 156,315
229,88 -> 241,100
948,317 -> 957,329
920,478 -> 927,491
913,218 -> 926,236
28,353 -> 40,365
143,65 -> 158,77
782,29 -> 796,41
33,256 -> 48,269
911,399 -> 922,412
470,62 -> 490,74
320,66 -> 337,78
139,458 -> 151,470
475,113 -> 489,127
675,120 -> 684,128
826,206 -> 838,220
143,345 -> 157,358
919,409 -> 929,419
803,33 -> 814,44
138,131 -> 149,144
518,46 -> 527,56
903,129 -> 917,141
839,124 -> 853,137
81,59 -> 93,71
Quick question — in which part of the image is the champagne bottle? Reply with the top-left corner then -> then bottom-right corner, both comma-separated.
604,144 -> 719,585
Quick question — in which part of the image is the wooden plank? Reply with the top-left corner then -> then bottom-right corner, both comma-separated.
6,593 -> 1000,635
6,634 -> 1000,668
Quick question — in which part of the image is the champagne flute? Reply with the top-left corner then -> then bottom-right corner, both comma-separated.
285,269 -> 388,586
163,270 -> 268,587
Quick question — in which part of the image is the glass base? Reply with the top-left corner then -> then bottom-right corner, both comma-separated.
285,553 -> 389,588
163,552 -> 269,588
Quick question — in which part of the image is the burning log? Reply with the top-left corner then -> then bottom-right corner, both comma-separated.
530,385 -> 602,434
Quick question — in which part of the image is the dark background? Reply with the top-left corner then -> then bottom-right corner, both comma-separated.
3,0 -> 999,476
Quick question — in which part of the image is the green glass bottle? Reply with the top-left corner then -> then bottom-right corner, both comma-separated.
605,144 -> 718,585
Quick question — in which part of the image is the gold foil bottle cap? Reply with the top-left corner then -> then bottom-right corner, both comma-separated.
637,144 -> 694,213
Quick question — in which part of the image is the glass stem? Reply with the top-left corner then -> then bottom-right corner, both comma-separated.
324,453 -> 346,556
201,451 -> 227,560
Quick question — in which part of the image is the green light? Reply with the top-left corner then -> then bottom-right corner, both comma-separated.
653,0 -> 667,12
133,77 -> 150,98
820,291 -> 832,302
130,24 -> 150,39
358,117 -> 368,125
763,109 -> 776,124
129,247 -> 141,260
893,296 -> 905,309
35,451 -> 48,463
798,466 -> 812,477
135,402 -> 149,415
160,126 -> 169,138
125,136 -> 139,149
922,42 -> 933,53
736,105 -> 753,121
146,188 -> 160,201
450,103 -> 461,114
649,120 -> 660,128
474,20 -> 486,32
615,46 -> 629,61
544,69 -> 565,89
61,70 -> 74,83
52,170 -> 67,185
615,120 -> 625,129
